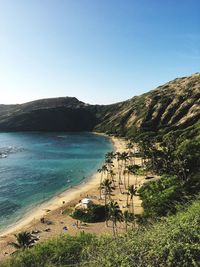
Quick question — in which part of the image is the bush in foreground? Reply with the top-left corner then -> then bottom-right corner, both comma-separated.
1,197 -> 200,267
1,233 -> 95,267
81,197 -> 200,267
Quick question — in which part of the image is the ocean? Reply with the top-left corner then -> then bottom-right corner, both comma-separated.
0,132 -> 112,231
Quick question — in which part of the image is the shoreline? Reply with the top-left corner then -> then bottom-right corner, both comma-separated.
0,134 -> 135,261
0,134 -> 125,235
0,132 -> 117,237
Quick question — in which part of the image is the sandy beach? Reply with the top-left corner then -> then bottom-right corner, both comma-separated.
0,135 -> 147,261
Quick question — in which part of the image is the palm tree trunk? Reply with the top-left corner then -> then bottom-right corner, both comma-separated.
134,147 -> 136,165
105,194 -> 109,227
126,193 -> 129,207
115,221 -> 118,236
112,176 -> 116,188
118,174 -> 123,194
125,219 -> 127,231
127,172 -> 130,188
112,221 -> 115,236
131,198 -> 136,228
99,173 -> 103,199
123,172 -> 127,190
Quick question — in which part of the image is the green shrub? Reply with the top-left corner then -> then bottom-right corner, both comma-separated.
138,175 -> 182,218
81,197 -> 200,267
62,207 -> 73,215
71,204 -> 107,223
1,232 -> 95,267
2,198 -> 200,267
138,171 -> 200,219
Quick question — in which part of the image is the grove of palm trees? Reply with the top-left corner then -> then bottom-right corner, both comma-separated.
97,141 -> 149,235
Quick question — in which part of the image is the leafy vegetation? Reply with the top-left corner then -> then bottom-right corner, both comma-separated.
82,196 -> 200,267
138,175 -> 183,218
107,201 -> 123,236
9,232 -> 36,250
72,204 -> 107,223
61,207 -> 73,215
2,197 -> 200,267
1,232 -> 95,267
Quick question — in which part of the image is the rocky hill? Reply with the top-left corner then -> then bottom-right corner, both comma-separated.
94,72 -> 200,136
0,97 -> 97,131
0,73 -> 199,134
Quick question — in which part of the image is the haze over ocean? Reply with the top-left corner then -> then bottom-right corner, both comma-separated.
0,132 -> 112,231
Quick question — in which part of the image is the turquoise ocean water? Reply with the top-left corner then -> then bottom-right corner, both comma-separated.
0,132 -> 112,231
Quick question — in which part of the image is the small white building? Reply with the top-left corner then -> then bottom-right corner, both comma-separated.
81,198 -> 93,208
75,198 -> 93,209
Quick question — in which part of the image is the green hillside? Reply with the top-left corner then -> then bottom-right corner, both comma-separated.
95,73 -> 200,137
0,73 -> 199,135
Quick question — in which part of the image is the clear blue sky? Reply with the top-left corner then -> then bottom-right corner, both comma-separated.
0,0 -> 199,104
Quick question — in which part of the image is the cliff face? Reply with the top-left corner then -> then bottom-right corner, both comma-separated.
0,73 -> 199,133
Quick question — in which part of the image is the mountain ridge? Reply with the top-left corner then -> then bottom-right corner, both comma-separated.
0,73 -> 199,134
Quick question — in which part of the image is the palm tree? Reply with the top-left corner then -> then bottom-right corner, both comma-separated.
119,152 -> 129,192
99,179 -> 115,226
105,158 -> 114,171
99,179 -> 115,206
121,152 -> 129,168
9,231 -> 35,250
116,152 -> 123,193
124,165 -> 134,189
123,169 -> 129,190
126,142 -> 133,150
98,164 -> 108,199
126,190 -> 130,207
107,201 -> 123,236
138,146 -> 145,166
129,151 -> 136,165
126,142 -> 133,157
116,151 -> 121,170
128,185 -> 137,228
105,151 -> 116,161
123,210 -> 132,232
109,169 -> 116,187
127,164 -> 141,186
